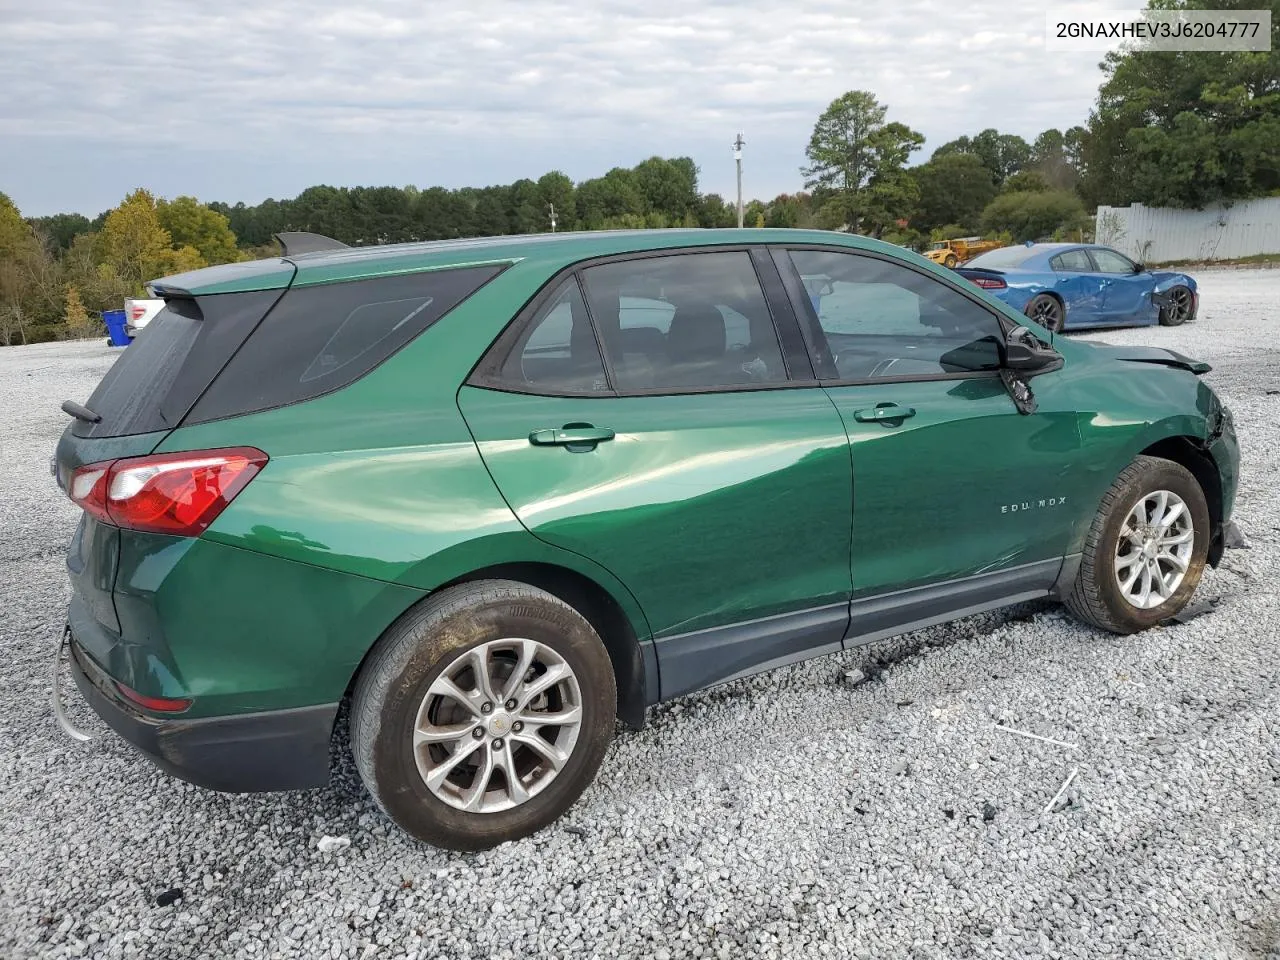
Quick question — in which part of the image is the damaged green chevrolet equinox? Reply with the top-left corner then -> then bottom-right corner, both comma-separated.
54,229 -> 1239,850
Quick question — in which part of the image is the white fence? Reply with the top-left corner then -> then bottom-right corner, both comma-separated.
1095,198 -> 1280,263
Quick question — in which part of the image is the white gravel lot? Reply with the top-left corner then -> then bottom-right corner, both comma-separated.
2,269 -> 1278,960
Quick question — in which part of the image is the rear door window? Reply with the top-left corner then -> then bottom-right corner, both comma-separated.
1051,249 -> 1093,272
185,265 -> 504,425
580,252 -> 788,392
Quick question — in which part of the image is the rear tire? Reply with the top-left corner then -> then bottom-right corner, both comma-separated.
1064,456 -> 1210,634
1159,284 -> 1195,326
1025,293 -> 1065,333
351,580 -> 616,850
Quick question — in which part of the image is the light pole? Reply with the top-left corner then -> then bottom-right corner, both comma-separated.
733,133 -> 745,228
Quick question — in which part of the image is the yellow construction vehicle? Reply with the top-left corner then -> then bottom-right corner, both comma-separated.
924,237 -> 1002,268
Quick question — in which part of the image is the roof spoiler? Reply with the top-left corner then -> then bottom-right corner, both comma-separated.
274,232 -> 350,256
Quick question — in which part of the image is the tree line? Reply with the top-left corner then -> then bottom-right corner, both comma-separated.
3,0 -> 1275,346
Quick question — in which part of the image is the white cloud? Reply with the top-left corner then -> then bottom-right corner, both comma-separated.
0,0 -> 1107,215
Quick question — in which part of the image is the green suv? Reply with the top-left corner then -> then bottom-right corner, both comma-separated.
54,229 -> 1239,850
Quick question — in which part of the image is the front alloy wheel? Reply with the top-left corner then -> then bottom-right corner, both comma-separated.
1113,490 -> 1195,609
1160,285 -> 1195,326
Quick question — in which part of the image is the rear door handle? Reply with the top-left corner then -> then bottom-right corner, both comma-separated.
853,403 -> 916,424
529,425 -> 616,447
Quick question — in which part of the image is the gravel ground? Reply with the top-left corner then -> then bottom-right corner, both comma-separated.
2,269 -> 1278,959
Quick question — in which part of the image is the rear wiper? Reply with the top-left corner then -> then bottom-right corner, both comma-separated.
61,400 -> 102,424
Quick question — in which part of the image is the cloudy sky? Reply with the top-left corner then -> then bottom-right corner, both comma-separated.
1,0 -> 1115,218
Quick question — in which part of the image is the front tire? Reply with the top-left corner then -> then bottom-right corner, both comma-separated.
1064,456 -> 1210,634
944,254 -> 958,268
351,580 -> 617,850
1159,284 -> 1195,326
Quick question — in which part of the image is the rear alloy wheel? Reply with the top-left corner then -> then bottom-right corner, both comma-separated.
1025,293 -> 1065,333
1159,284 -> 1195,326
352,580 -> 616,850
1064,455 -> 1209,633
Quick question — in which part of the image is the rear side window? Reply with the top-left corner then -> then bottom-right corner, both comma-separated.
186,265 -> 503,425
73,290 -> 284,438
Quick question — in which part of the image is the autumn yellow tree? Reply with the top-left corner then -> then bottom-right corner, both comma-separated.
62,284 -> 95,339
100,189 -> 207,294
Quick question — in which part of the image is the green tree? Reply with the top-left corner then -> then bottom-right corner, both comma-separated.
933,129 -> 1032,185
802,91 -> 924,234
1081,0 -> 1280,207
0,193 -> 64,344
29,213 -> 91,253
633,156 -> 699,221
981,190 -> 1088,242
696,193 -> 736,228
910,153 -> 999,233
536,172 -> 576,230
1002,170 -> 1051,193
507,179 -> 544,234
157,196 -> 241,264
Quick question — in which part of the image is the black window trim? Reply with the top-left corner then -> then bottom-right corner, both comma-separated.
466,244 -> 821,399
769,243 -> 1017,388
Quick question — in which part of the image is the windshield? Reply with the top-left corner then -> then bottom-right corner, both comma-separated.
965,246 -> 1039,269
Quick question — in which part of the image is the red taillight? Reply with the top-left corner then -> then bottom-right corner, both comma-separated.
67,447 -> 267,537
115,681 -> 192,713
129,305 -> 147,321
971,277 -> 1007,290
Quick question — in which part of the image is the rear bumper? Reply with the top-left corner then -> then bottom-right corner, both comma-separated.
68,633 -> 337,793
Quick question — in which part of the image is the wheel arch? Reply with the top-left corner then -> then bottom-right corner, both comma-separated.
440,563 -> 653,729
342,561 -> 655,731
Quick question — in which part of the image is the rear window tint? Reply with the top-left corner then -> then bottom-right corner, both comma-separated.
186,265 -> 503,425
964,247 -> 1038,269
73,289 -> 284,438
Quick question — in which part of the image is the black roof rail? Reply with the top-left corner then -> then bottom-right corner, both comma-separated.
274,232 -> 350,256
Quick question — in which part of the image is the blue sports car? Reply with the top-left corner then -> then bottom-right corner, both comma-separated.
955,243 -> 1197,332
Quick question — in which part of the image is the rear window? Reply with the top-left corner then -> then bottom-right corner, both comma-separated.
73,289 -> 285,438
964,247 -> 1038,269
184,265 -> 504,425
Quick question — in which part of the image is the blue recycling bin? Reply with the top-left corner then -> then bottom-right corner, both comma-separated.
103,310 -> 131,347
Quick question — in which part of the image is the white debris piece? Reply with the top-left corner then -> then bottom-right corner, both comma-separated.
316,835 -> 351,854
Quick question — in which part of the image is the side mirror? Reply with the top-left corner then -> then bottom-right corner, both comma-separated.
1004,325 -> 1062,373
1133,262 -> 1146,273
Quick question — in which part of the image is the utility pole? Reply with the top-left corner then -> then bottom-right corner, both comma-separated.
548,202 -> 557,233
733,133 -> 745,228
